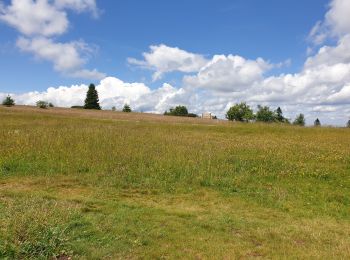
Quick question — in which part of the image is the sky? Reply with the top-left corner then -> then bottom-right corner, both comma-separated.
1,0 -> 350,125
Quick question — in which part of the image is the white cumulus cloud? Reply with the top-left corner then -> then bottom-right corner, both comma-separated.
183,55 -> 271,92
309,0 -> 350,45
0,0 -> 103,80
128,44 -> 208,81
0,0 -> 68,36
17,37 -> 105,79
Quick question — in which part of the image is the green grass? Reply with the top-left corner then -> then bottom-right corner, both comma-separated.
0,106 -> 349,259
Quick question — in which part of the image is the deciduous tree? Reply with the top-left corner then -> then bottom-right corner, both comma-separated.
164,106 -> 189,116
2,95 -> 15,107
256,105 -> 276,122
226,102 -> 254,122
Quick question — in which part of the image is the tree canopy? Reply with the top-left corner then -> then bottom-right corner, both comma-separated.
36,101 -> 49,109
122,104 -> 132,112
2,95 -> 15,107
256,105 -> 276,122
293,114 -> 305,126
275,107 -> 285,122
226,102 -> 254,122
84,84 -> 101,110
314,118 -> 321,127
164,106 -> 189,116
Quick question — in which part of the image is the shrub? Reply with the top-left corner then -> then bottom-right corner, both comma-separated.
36,101 -> 49,109
2,95 -> 15,107
71,106 -> 84,109
347,120 -> 350,128
111,106 -> 116,111
48,103 -> 54,108
226,102 -> 254,122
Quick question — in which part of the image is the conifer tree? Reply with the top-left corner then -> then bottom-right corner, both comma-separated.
84,84 -> 101,110
122,104 -> 132,112
314,118 -> 321,127
276,107 -> 284,122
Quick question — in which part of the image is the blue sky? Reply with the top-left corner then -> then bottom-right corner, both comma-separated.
0,0 -> 329,92
0,0 -> 350,125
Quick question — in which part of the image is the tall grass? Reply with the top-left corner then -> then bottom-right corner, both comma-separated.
0,106 -> 349,258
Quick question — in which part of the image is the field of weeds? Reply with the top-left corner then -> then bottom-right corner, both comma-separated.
0,106 -> 349,259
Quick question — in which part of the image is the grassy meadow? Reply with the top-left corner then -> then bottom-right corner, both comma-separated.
0,105 -> 349,259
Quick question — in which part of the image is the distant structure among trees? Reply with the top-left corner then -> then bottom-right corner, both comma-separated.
122,104 -> 132,112
2,95 -> 15,107
84,84 -> 101,110
202,112 -> 214,119
314,118 -> 321,127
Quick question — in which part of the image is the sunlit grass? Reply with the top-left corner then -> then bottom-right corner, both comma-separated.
0,105 -> 349,258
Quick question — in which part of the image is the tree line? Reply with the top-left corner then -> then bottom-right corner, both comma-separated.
2,84 -> 350,127
225,102 -> 309,126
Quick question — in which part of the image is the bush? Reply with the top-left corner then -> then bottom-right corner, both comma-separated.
2,95 -> 15,107
226,102 -> 254,122
71,106 -> 84,109
36,101 -> 49,109
48,103 -> 54,108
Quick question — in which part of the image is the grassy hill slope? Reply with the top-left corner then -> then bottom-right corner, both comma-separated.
0,106 -> 349,259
